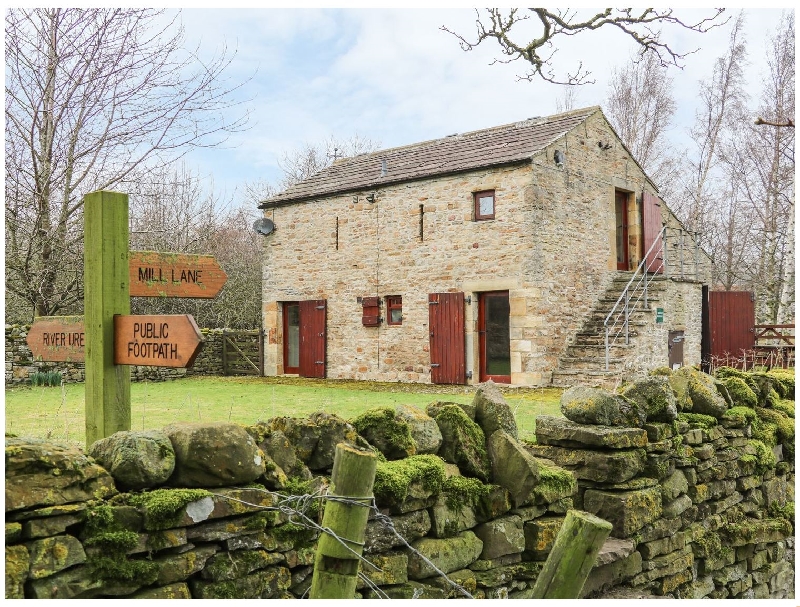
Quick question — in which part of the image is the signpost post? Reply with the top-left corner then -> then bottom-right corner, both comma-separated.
83,190 -> 131,445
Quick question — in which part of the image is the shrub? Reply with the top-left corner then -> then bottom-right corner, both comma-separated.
29,371 -> 62,387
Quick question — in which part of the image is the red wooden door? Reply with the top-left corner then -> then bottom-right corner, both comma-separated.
299,299 -> 326,378
709,291 -> 755,367
642,191 -> 664,273
429,292 -> 466,384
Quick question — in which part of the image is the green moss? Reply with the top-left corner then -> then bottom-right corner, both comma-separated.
352,407 -> 415,459
721,377 -> 758,408
127,488 -> 211,530
693,530 -> 725,558
442,476 -> 490,510
84,530 -> 139,552
89,555 -> 159,584
83,502 -> 157,585
723,406 -> 758,425
769,501 -> 794,525
767,369 -> 795,397
536,460 -> 577,500
649,367 -> 673,377
373,454 -> 446,504
746,439 -> 777,474
677,412 -> 718,429
272,522 -> 316,546
281,477 -> 321,518
773,399 -> 794,418
755,406 -> 794,458
84,503 -> 115,535
725,517 -> 792,544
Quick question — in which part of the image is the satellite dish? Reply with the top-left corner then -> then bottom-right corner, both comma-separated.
253,217 -> 275,236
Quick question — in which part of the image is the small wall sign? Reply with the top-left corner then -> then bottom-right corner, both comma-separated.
656,308 -> 664,323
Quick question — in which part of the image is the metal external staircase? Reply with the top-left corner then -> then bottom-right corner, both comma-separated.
552,227 -> 668,387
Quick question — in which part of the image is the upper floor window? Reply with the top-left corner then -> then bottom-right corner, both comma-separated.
386,295 -> 402,325
474,190 -> 495,220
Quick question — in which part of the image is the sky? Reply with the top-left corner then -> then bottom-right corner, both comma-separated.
122,8 -> 797,206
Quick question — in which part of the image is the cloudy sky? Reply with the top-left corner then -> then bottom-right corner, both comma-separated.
171,7 -> 792,205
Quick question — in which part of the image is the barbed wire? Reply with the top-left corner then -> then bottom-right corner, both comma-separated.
209,487 -> 475,599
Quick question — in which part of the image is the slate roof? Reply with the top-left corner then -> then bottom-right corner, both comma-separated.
259,106 -> 601,208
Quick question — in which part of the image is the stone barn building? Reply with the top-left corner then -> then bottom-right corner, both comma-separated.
257,107 -> 711,386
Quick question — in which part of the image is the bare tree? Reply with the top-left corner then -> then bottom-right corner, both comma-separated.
604,50 -> 678,196
125,164 -> 262,329
555,85 -> 579,113
721,13 -> 794,323
442,8 -> 727,85
278,134 -> 381,190
4,8 -> 249,320
671,11 -> 749,246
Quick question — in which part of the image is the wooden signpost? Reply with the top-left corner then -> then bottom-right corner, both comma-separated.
129,252 -> 227,298
26,316 -> 86,363
114,314 -> 203,368
27,190 -> 228,446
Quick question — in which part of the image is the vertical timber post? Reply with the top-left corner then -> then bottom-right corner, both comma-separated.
309,443 -> 377,599
84,190 -> 131,446
530,509 -> 612,599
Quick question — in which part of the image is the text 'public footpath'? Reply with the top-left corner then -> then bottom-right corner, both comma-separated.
126,321 -> 179,360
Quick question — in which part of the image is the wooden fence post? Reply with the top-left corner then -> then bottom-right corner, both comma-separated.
84,190 -> 131,446
530,509 -> 612,599
309,443 -> 377,599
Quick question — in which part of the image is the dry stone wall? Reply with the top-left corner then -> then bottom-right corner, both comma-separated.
5,369 -> 793,599
5,326 -> 227,386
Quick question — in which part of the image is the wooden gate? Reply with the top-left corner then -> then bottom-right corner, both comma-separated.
429,292 -> 466,385
222,329 -> 264,376
299,299 -> 326,378
707,291 -> 755,368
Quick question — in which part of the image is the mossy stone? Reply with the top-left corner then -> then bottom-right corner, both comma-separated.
560,386 -> 646,427
88,429 -> 175,491
433,405 -> 490,482
407,531 -> 483,579
583,486 -> 662,538
721,377 -> 758,408
164,422 -> 266,487
27,534 -> 86,579
396,404 -> 443,454
5,544 -> 29,599
473,380 -> 518,439
373,454 -> 446,507
486,431 -> 541,508
620,376 -> 678,422
352,407 -> 416,459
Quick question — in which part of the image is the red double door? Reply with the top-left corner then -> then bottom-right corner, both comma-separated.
429,291 -> 510,385
283,300 -> 326,378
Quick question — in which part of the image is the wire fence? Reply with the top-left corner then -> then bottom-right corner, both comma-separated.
211,486 -> 475,599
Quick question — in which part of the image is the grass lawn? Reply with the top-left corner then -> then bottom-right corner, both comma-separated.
4,376 -> 563,447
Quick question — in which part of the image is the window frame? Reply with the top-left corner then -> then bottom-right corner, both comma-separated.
385,295 -> 403,326
473,189 -> 496,221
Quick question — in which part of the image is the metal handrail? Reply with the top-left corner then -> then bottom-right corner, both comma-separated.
604,226 -> 667,369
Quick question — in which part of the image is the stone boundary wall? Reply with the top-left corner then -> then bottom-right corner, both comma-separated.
5,369 -> 794,599
5,326 -> 229,386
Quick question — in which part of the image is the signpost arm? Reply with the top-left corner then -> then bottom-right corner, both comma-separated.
84,190 -> 131,446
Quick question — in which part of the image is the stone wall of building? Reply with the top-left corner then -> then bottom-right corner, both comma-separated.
5,326 -> 229,386
261,111 -> 708,386
6,369 -> 793,599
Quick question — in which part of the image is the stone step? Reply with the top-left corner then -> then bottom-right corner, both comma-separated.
557,356 -> 625,371
551,369 -> 624,388
566,343 -> 632,359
